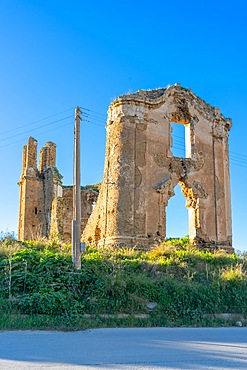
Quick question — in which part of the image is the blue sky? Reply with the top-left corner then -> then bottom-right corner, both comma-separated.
0,0 -> 247,250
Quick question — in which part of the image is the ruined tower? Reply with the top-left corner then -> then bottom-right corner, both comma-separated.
82,84 -> 232,251
18,137 -> 61,240
18,137 -> 98,241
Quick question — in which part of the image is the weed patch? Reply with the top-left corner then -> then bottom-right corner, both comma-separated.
0,237 -> 246,329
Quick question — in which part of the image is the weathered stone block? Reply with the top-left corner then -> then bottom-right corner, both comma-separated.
82,85 -> 233,251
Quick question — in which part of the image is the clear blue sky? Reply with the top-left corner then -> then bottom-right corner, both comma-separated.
0,0 -> 247,251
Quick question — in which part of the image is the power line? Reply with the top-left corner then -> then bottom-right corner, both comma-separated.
0,108 -> 106,144
229,156 -> 247,164
0,115 -> 74,143
172,134 -> 247,166
82,112 -> 106,124
0,121 -> 73,149
0,117 -> 106,150
230,150 -> 247,159
1,107 -> 247,170
83,119 -> 105,128
229,161 -> 247,168
172,134 -> 185,142
80,106 -> 107,117
172,142 -> 247,168
0,107 -> 74,136
173,140 -> 185,148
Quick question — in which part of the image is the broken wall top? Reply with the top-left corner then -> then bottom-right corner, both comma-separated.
108,84 -> 232,130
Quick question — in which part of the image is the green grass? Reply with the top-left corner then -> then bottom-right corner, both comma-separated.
0,236 -> 246,330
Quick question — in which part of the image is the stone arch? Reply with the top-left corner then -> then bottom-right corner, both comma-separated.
156,177 -> 204,243
165,182 -> 189,239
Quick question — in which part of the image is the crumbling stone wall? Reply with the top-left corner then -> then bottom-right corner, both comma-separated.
18,137 -> 98,242
82,84 -> 233,251
18,137 -> 60,240
49,187 -> 98,242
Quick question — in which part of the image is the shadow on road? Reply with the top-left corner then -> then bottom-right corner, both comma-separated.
0,327 -> 246,369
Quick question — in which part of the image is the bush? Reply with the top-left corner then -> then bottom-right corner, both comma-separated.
18,291 -> 70,315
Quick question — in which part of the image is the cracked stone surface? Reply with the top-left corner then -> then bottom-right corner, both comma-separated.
18,85 -> 233,252
82,84 -> 233,251
18,137 -> 98,242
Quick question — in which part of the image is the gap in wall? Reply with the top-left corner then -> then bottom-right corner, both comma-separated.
171,122 -> 186,157
166,183 -> 188,240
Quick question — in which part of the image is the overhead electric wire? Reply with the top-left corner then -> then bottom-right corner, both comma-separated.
80,106 -> 107,117
173,139 -> 185,147
171,145 -> 247,168
1,107 -> 247,169
82,111 -> 106,122
0,106 -> 104,144
0,107 -> 107,149
172,135 -> 247,160
0,115 -> 74,143
230,153 -> 247,158
82,113 -> 106,124
229,156 -> 247,164
83,119 -> 105,128
230,162 -> 247,168
0,121 -> 73,149
171,133 -> 247,168
172,146 -> 184,151
172,134 -> 185,142
0,107 -> 74,136
82,115 -> 106,124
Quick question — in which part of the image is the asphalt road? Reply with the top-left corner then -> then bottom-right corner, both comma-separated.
0,327 -> 247,369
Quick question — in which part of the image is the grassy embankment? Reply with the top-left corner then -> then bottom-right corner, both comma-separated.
0,235 -> 247,330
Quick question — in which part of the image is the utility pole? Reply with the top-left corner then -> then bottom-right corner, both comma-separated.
72,106 -> 82,270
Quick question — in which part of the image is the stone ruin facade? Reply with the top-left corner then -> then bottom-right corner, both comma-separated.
82,84 -> 233,251
18,85 -> 233,252
18,137 -> 98,242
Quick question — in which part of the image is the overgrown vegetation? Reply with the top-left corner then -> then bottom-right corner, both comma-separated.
0,235 -> 247,330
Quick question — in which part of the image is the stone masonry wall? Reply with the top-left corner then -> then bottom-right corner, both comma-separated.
82,84 -> 233,251
18,137 -> 98,242
49,187 -> 98,242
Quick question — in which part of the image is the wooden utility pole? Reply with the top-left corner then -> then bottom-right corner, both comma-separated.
72,106 -> 82,270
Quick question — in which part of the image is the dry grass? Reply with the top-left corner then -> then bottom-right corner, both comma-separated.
220,264 -> 246,281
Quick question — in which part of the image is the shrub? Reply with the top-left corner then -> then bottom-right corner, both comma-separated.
18,291 -> 73,315
0,237 -> 246,329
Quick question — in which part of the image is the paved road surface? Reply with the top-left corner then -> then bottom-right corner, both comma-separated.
0,327 -> 247,369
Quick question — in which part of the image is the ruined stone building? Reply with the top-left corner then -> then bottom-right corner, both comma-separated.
18,137 -> 98,241
18,84 -> 233,252
82,84 -> 233,251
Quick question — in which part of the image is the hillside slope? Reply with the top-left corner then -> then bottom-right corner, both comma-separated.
0,236 -> 246,330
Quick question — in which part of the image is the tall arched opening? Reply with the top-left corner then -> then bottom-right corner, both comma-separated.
166,183 -> 188,239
